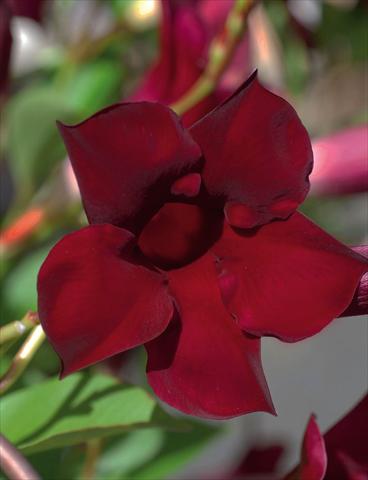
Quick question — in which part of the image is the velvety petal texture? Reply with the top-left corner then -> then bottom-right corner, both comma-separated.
146,254 -> 274,419
190,72 -> 313,228
213,212 -> 368,341
38,224 -> 173,376
42,63 -> 366,421
58,102 -> 201,233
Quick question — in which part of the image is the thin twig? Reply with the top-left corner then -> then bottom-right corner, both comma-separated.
81,439 -> 102,480
68,17 -> 132,64
0,435 -> 41,480
171,0 -> 256,116
0,325 -> 46,395
0,312 -> 39,346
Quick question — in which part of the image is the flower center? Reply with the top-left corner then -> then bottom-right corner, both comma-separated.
138,203 -> 223,270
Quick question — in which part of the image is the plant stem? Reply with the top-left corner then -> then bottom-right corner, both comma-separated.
81,439 -> 102,480
0,435 -> 41,480
171,0 -> 256,116
68,18 -> 132,64
0,312 -> 39,346
0,325 -> 46,395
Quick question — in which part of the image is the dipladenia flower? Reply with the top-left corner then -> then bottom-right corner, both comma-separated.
285,394 -> 368,480
38,73 -> 367,419
311,125 -> 368,196
130,0 -> 251,126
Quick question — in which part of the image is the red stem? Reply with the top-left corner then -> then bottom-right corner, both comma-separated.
0,435 -> 40,480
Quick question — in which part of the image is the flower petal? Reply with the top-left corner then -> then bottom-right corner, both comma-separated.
340,246 -> 368,317
130,0 -> 206,105
145,254 -> 274,419
229,445 -> 284,478
284,416 -> 327,480
213,212 -> 368,341
7,0 -> 45,21
311,125 -> 368,196
0,1 -> 12,98
190,72 -> 313,228
337,452 -> 368,480
324,394 -> 368,480
58,102 -> 201,234
130,0 -> 231,126
286,395 -> 368,480
38,224 -> 173,376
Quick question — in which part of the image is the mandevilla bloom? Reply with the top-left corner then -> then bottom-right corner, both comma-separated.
131,0 -> 251,126
311,125 -> 368,196
38,72 -> 367,419
341,246 -> 368,318
285,394 -> 368,480
226,444 -> 284,479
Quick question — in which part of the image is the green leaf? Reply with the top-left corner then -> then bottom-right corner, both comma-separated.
66,60 -> 123,119
1,243 -> 53,322
5,85 -> 73,198
95,424 -> 219,480
27,447 -> 84,480
1,373 -> 187,454
97,428 -> 164,477
126,424 -> 219,480
109,0 -> 135,18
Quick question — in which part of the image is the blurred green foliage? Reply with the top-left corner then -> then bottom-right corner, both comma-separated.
2,373 -> 189,454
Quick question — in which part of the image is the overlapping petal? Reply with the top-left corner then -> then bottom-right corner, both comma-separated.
145,254 -> 274,419
58,102 -> 201,233
38,224 -> 173,376
213,212 -> 368,341
190,72 -> 313,228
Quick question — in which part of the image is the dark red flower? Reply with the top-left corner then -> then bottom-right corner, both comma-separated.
227,444 -> 284,479
6,0 -> 44,21
340,246 -> 368,318
284,415 -> 327,480
38,73 -> 367,419
311,125 -> 368,196
285,394 -> 368,480
0,1 -> 13,99
130,0 -> 251,126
